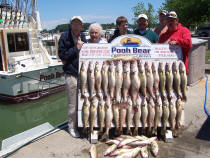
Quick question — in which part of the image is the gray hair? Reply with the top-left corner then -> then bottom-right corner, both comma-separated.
88,23 -> 103,35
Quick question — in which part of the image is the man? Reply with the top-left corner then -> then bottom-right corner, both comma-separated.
134,13 -> 159,43
108,16 -> 130,43
154,10 -> 168,37
58,16 -> 87,138
158,11 -> 192,74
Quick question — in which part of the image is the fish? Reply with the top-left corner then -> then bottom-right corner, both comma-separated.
147,97 -> 155,136
108,61 -> 115,99
119,102 -> 127,135
82,97 -> 90,134
109,148 -> 133,157
172,61 -> 182,98
127,137 -> 157,147
130,60 -> 141,107
151,141 -> 159,157
90,97 -> 98,133
94,61 -> 102,97
140,146 -> 149,158
104,144 -> 118,156
115,147 -> 142,158
152,95 -> 163,135
98,97 -> 105,133
118,137 -> 140,148
101,61 -> 109,98
158,62 -> 167,99
169,96 -> 177,136
122,61 -> 131,103
179,61 -> 187,102
112,100 -> 120,136
101,95 -> 113,141
165,62 -> 173,99
88,61 -> 95,99
141,97 -> 148,135
152,62 -> 160,98
138,60 -> 147,97
126,97 -> 134,136
133,95 -> 142,136
161,97 -> 169,136
115,60 -> 123,103
89,145 -> 98,158
145,62 -> 155,100
176,98 -> 183,130
105,139 -> 120,145
80,61 -> 87,98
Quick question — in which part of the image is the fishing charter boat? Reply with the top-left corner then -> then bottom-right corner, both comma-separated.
0,0 -> 65,103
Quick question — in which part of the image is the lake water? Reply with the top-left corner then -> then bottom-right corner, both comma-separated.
0,91 -> 67,149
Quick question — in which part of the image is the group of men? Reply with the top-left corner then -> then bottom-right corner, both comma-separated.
58,11 -> 192,138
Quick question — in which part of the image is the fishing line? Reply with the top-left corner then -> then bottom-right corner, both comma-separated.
204,75 -> 210,117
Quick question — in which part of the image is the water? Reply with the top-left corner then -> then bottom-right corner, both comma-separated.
0,91 -> 67,149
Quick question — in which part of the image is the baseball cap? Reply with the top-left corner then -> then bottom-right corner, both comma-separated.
137,14 -> 148,20
167,11 -> 177,19
71,16 -> 83,23
159,10 -> 168,15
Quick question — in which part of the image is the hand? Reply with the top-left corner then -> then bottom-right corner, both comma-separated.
77,40 -> 84,50
168,40 -> 178,45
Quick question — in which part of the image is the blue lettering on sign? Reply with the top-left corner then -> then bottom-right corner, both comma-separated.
112,47 -> 131,54
133,48 -> 151,54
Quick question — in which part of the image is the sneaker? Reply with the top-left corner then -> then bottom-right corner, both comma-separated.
69,128 -> 80,138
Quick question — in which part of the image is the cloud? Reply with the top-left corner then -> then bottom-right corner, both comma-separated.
41,14 -> 116,30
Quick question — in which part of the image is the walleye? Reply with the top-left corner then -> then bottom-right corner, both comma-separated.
161,97 -> 169,136
169,96 -> 177,136
152,62 -> 160,98
94,61 -> 102,97
172,61 -> 182,98
152,95 -> 163,135
101,95 -> 113,141
115,147 -> 142,158
119,101 -> 127,135
165,62 -> 173,99
104,144 -> 118,156
145,62 -> 155,100
179,61 -> 187,102
133,95 -> 142,136
82,97 -> 90,134
151,141 -> 159,157
158,62 -> 167,99
98,97 -> 105,133
141,146 -> 149,158
130,60 -> 141,107
108,61 -> 115,99
148,97 -> 155,136
88,61 -> 95,99
115,60 -> 123,103
101,61 -> 109,98
80,61 -> 87,98
112,100 -> 120,136
138,60 -> 147,97
90,97 -> 98,133
89,145 -> 98,158
122,61 -> 131,103
126,97 -> 134,135
141,97 -> 148,135
176,98 -> 183,130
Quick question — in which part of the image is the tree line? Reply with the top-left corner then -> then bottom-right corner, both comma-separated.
42,0 -> 209,33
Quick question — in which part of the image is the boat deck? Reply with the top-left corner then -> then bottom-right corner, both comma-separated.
7,74 -> 210,158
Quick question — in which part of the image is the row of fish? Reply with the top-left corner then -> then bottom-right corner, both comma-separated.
82,92 -> 183,140
89,135 -> 158,158
80,59 -> 187,107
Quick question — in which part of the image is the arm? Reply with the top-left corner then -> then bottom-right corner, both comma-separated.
58,33 -> 79,63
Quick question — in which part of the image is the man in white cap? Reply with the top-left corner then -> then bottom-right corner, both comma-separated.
154,10 -> 168,37
58,16 -> 87,138
158,11 -> 192,74
134,13 -> 158,43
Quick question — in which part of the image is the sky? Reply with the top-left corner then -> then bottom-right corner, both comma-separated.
38,0 -> 165,30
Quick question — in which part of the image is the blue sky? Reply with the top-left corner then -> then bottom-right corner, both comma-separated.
38,0 -> 165,29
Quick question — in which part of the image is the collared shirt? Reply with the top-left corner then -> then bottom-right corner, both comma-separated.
71,31 -> 81,45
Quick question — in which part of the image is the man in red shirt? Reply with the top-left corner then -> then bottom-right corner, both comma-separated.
158,11 -> 192,74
